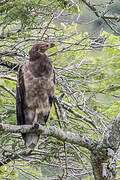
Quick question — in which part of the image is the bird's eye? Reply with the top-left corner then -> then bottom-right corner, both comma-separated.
46,44 -> 50,48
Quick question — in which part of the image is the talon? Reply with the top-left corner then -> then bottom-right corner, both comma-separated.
32,122 -> 39,128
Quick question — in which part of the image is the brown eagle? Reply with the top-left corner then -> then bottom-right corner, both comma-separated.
16,42 -> 55,149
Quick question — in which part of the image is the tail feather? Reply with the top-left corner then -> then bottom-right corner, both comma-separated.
22,133 -> 39,149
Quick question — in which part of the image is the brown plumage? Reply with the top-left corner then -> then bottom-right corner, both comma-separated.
16,43 -> 55,149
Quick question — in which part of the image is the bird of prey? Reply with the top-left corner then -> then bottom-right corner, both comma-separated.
16,42 -> 55,149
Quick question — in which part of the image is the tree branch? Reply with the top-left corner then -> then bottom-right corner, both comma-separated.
100,113 -> 120,152
0,84 -> 16,98
0,123 -> 98,151
0,149 -> 32,167
0,75 -> 17,81
0,59 -> 19,71
82,0 -> 120,35
0,50 -> 23,57
90,113 -> 120,180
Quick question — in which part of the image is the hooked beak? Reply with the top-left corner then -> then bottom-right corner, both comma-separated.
47,43 -> 55,49
37,43 -> 55,53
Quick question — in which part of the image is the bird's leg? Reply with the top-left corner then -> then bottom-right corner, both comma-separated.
33,110 -> 46,126
32,112 -> 38,127
38,113 -> 46,126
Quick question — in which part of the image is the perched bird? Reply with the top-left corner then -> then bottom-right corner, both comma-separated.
16,42 -> 55,149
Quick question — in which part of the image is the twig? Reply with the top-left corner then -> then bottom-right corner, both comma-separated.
0,75 -> 17,81
0,84 -> 16,98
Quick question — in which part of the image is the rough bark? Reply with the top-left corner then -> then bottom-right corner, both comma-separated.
0,113 -> 120,179
90,113 -> 120,180
0,123 -> 97,151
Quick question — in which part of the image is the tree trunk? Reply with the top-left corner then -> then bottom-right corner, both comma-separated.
91,151 -> 116,180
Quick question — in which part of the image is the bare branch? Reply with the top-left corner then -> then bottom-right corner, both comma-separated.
90,113 -> 120,180
100,113 -> 120,152
0,84 -> 16,98
0,50 -> 23,57
0,75 -> 17,81
0,123 -> 97,151
0,59 -> 19,71
82,0 -> 120,35
0,149 -> 32,167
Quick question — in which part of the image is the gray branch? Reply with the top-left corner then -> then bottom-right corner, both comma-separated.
0,84 -> 16,98
0,75 -> 17,81
0,50 -> 23,57
1,113 -> 120,179
0,59 -> 19,71
0,123 -> 97,151
82,0 -> 120,35
100,113 -> 120,152
91,113 -> 120,180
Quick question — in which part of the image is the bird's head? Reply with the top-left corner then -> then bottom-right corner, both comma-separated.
29,42 -> 55,61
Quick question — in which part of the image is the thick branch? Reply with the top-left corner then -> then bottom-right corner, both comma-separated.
90,113 -> 120,180
0,123 -> 97,151
100,113 -> 120,152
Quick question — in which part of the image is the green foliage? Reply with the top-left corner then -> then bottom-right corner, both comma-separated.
0,78 -> 16,124
56,0 -> 68,8
0,163 -> 43,180
0,0 -> 81,29
84,32 -> 120,119
0,165 -> 18,180
1,0 -> 39,27
1,1 -> 120,177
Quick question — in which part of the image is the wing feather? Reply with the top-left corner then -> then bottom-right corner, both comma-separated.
45,69 -> 55,123
16,65 -> 25,125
